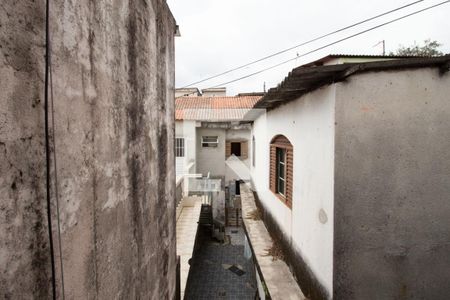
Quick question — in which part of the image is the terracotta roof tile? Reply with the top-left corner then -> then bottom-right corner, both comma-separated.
175,96 -> 261,121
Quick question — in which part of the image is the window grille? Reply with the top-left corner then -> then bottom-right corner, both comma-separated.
175,138 -> 185,157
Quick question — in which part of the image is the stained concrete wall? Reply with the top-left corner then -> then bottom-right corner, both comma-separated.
0,1 -> 176,299
334,68 -> 450,299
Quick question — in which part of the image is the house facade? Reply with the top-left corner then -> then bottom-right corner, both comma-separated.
249,56 -> 450,299
175,93 -> 262,222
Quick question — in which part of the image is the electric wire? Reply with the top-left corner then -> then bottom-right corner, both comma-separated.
49,33 -> 66,300
178,0 -> 450,96
44,0 -> 57,299
180,0 -> 425,88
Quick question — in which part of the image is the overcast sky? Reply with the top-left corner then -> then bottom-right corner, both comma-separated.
167,0 -> 450,95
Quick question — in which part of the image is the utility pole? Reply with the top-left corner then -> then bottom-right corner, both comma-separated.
373,40 -> 386,55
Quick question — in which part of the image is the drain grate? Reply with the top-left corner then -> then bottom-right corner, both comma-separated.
217,288 -> 226,297
228,265 -> 246,276
231,230 -> 239,234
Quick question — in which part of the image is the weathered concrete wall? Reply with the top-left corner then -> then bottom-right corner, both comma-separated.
334,68 -> 450,299
0,3 -> 50,298
0,1 -> 176,299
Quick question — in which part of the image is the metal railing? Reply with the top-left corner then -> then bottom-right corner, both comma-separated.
176,255 -> 181,300
175,176 -> 184,208
176,169 -> 222,210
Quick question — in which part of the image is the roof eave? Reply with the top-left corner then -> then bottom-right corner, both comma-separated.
255,55 -> 450,110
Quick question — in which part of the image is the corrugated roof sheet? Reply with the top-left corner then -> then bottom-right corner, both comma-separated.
301,54 -> 430,67
176,96 -> 261,121
255,55 -> 450,110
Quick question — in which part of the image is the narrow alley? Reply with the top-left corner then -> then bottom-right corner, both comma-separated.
184,225 -> 257,299
2,1 -> 450,299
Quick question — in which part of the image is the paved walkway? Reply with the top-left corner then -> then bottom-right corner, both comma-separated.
240,184 -> 306,300
177,198 -> 202,300
184,226 -> 257,300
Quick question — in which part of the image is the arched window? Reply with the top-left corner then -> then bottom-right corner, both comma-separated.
269,135 -> 293,208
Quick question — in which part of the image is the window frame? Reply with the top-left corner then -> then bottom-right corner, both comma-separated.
175,137 -> 185,157
269,135 -> 293,209
276,147 -> 286,197
226,140 -> 248,159
230,142 -> 242,157
202,136 -> 219,148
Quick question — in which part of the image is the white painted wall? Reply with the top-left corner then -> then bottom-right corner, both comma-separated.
324,57 -> 398,65
225,129 -> 251,183
196,127 -> 226,177
251,85 -> 336,294
175,120 -> 197,175
195,126 -> 252,181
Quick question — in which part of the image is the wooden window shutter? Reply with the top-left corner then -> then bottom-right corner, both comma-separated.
269,145 -> 276,193
241,141 -> 248,159
270,135 -> 293,209
285,148 -> 293,208
225,141 -> 231,157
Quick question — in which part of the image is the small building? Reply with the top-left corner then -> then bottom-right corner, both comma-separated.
175,94 -> 261,222
175,87 -> 228,98
248,55 -> 450,299
175,94 -> 261,180
301,54 -> 426,67
175,87 -> 201,97
201,87 -> 227,97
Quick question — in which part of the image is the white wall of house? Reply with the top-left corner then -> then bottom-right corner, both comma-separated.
225,129 -> 251,183
251,85 -> 336,294
196,127 -> 226,177
177,122 -> 252,184
175,120 -> 197,175
324,57 -> 397,65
